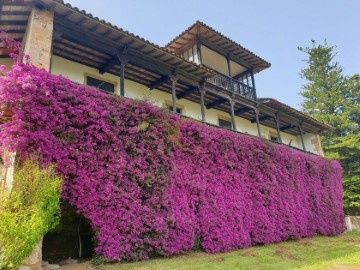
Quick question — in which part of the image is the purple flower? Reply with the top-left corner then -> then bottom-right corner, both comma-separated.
0,54 -> 345,262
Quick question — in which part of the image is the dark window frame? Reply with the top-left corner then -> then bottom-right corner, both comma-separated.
168,106 -> 183,114
218,118 -> 232,129
86,76 -> 115,94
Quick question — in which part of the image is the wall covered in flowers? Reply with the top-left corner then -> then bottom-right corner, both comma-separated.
0,62 -> 344,261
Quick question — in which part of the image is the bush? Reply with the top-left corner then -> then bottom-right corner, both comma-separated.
91,255 -> 105,268
0,159 -> 62,269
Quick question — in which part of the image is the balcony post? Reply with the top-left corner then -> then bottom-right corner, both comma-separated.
117,53 -> 129,97
299,124 -> 306,151
170,75 -> 178,113
196,36 -> 202,64
200,86 -> 206,122
230,99 -> 237,131
254,108 -> 261,137
274,112 -> 282,143
226,55 -> 232,77
250,70 -> 257,100
226,55 -> 233,91
119,62 -> 126,96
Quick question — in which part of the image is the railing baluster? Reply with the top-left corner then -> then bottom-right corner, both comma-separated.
205,71 -> 256,101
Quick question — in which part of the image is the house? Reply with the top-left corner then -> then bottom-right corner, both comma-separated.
0,1 -> 345,268
0,0 -> 331,156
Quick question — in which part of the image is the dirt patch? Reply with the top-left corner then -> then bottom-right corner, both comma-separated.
274,246 -> 303,261
59,261 -> 94,270
240,251 -> 259,257
208,257 -> 225,263
340,236 -> 360,243
176,251 -> 205,259
331,265 -> 360,270
295,239 -> 313,246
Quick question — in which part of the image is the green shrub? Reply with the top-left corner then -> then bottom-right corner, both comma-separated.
0,159 -> 62,269
91,255 -> 105,268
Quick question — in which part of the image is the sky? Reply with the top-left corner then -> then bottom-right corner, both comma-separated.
64,0 -> 359,109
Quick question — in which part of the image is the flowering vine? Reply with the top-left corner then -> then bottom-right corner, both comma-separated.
0,59 -> 344,261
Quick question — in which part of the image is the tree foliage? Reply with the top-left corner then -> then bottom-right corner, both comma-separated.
0,159 -> 62,269
299,40 -> 360,211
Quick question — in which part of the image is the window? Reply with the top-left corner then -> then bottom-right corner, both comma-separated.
168,106 -> 182,114
269,131 -> 279,142
218,118 -> 232,129
86,76 -> 115,93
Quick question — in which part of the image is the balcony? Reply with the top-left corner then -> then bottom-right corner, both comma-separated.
205,71 -> 256,101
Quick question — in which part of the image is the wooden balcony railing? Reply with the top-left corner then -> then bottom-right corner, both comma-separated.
205,71 -> 256,101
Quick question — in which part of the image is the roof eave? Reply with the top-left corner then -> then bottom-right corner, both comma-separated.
164,20 -> 271,73
36,0 -> 214,79
258,98 -> 334,132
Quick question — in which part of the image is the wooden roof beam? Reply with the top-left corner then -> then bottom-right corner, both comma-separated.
149,75 -> 170,90
112,35 -> 124,42
2,30 -> 25,34
89,24 -> 100,32
59,10 -> 73,19
54,20 -> 206,85
0,21 -> 28,26
206,98 -> 227,109
99,56 -> 119,74
154,53 -> 166,59
233,69 -> 252,80
280,124 -> 296,131
251,115 -> 273,123
76,18 -> 87,26
0,2 -> 35,7
177,87 -> 198,100
235,107 -> 252,115
0,11 -> 31,16
101,29 -> 112,37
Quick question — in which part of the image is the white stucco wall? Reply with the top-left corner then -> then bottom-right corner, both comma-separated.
49,55 -> 325,153
0,56 -> 321,154
0,58 -> 14,71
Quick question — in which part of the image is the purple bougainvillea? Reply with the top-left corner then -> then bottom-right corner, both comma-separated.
0,62 -> 344,261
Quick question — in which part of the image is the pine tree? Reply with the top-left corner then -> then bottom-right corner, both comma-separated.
299,41 -> 360,212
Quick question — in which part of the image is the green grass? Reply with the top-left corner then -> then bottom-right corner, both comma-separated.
100,231 -> 360,270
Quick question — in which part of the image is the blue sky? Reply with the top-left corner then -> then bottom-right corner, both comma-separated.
65,0 -> 359,109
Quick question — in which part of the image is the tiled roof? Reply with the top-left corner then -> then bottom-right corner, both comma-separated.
164,20 -> 271,73
258,98 -> 334,132
48,0 -> 214,75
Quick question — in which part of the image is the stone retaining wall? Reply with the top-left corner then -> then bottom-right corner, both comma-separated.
346,216 -> 360,231
18,240 -> 42,270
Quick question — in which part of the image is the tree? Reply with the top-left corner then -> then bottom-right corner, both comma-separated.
298,40 -> 360,212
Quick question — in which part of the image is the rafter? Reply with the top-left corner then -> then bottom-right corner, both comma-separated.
0,21 -> 28,26
251,115 -> 272,123
99,56 -> 118,74
176,87 -> 198,100
206,98 -> 227,109
0,2 -> 35,7
234,107 -> 252,115
148,75 -> 170,90
0,11 -> 31,16
280,125 -> 296,131
233,69 -> 252,80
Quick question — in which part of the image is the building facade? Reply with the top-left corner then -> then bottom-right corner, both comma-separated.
0,0 -> 331,156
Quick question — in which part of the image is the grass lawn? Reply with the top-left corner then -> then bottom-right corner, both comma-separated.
101,231 -> 360,270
